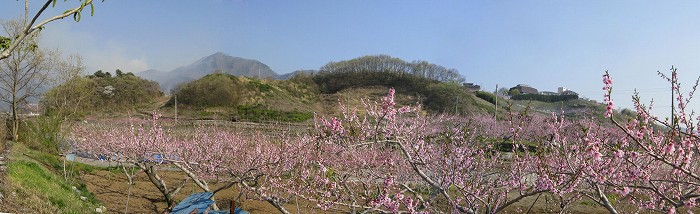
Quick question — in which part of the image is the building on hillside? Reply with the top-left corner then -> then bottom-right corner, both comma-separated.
463,83 -> 481,91
561,90 -> 578,96
558,87 -> 578,95
557,87 -> 567,94
510,84 -> 538,94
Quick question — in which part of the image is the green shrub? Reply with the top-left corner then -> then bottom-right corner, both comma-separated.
236,105 -> 313,122
175,73 -> 242,107
313,71 -> 439,94
250,79 -> 274,93
475,91 -> 497,104
19,116 -> 63,154
422,82 -> 476,114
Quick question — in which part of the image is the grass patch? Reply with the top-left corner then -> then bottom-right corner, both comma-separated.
4,143 -> 101,213
236,105 -> 313,122
198,110 -> 213,117
249,79 -> 275,93
19,116 -> 63,154
17,141 -> 99,175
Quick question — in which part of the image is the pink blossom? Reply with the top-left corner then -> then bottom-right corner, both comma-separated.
384,176 -> 394,186
603,72 -> 615,117
621,187 -> 631,196
663,143 -> 676,155
613,149 -> 625,159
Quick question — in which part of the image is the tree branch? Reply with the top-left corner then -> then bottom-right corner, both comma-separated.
1,0 -> 95,60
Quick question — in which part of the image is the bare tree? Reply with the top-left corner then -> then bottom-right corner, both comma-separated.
42,54 -> 90,120
0,19 -> 54,141
0,0 -> 96,60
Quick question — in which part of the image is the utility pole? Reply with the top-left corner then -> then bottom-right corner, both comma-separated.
670,67 -> 675,128
455,96 -> 459,115
174,95 -> 178,122
494,84 -> 498,122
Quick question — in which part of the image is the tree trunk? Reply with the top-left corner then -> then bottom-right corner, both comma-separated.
138,163 -> 189,213
139,163 -> 175,211
11,98 -> 18,142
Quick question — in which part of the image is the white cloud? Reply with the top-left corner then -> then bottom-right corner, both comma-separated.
38,22 -> 151,74
85,42 -> 150,73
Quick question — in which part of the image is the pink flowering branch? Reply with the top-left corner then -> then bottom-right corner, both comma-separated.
601,69 -> 700,213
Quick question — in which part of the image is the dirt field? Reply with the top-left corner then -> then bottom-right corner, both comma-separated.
80,166 -> 618,214
81,169 -> 306,214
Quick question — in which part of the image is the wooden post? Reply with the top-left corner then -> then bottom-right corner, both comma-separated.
671,67 -> 675,128
230,199 -> 236,213
494,84 -> 498,122
175,95 -> 178,122
61,153 -> 66,180
188,208 -> 198,214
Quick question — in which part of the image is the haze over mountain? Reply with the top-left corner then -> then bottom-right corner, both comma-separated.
137,52 -> 278,91
277,69 -> 317,80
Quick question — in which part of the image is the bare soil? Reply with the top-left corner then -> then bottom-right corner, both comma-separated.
82,169 -> 295,214
82,167 -> 618,214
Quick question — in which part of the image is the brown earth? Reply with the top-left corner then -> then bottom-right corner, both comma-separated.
81,167 -> 619,214
81,169 -> 321,214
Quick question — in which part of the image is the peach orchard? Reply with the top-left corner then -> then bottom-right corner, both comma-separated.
73,70 -> 700,214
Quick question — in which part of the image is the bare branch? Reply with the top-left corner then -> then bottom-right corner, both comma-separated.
1,0 -> 95,60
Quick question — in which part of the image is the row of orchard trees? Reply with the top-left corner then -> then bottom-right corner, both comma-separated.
74,70 -> 700,213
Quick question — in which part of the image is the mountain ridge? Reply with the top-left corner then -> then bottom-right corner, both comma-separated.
136,52 -> 280,91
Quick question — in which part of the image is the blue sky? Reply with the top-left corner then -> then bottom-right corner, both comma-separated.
2,0 -> 700,114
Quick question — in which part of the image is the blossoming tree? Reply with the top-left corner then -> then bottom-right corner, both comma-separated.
73,68 -> 700,214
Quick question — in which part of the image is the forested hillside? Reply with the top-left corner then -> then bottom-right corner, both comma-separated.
42,70 -> 163,117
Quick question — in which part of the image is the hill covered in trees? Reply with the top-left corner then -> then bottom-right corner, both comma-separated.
169,73 -> 319,122
312,55 -> 489,114
41,54 -> 619,123
315,55 -> 465,92
165,55 -> 500,121
42,70 -> 163,117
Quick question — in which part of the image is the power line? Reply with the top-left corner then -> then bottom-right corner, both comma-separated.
577,89 -> 672,96
575,87 -> 670,95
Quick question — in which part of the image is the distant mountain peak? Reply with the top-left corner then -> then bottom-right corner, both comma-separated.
136,52 -> 278,91
139,69 -> 162,73
206,52 -> 231,59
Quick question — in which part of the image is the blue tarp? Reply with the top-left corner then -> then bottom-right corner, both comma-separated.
171,192 -> 249,214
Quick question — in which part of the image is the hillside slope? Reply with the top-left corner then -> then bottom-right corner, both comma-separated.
162,71 -> 499,123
